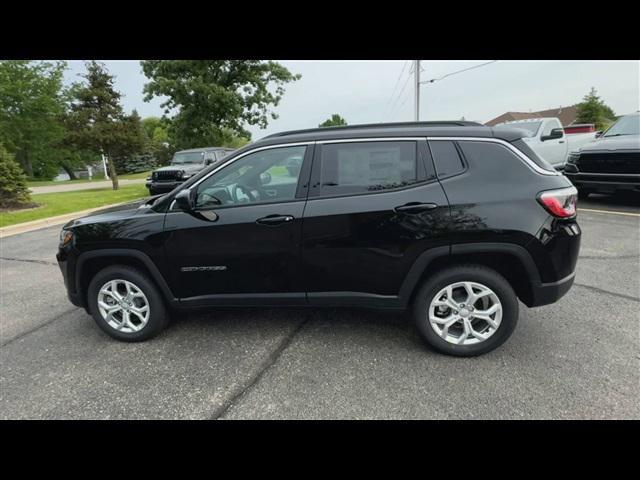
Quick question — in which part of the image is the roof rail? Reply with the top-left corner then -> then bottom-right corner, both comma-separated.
262,121 -> 484,139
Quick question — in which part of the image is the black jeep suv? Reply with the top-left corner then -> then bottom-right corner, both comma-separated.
146,147 -> 235,196
57,122 -> 581,356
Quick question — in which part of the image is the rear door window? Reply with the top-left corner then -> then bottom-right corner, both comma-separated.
317,141 -> 420,196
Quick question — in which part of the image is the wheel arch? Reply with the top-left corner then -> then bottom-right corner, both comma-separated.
76,249 -> 178,309
400,243 -> 541,308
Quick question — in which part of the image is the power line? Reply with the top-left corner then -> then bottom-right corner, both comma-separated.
381,61 -> 408,121
420,60 -> 498,84
388,66 -> 413,120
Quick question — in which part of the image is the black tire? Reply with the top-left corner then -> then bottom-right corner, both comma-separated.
412,264 -> 519,357
148,188 -> 159,196
87,265 -> 169,342
577,187 -> 591,199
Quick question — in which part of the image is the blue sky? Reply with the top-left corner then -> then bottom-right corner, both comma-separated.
65,60 -> 640,141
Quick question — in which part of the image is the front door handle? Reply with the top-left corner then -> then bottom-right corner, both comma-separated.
256,214 -> 295,226
394,202 -> 439,214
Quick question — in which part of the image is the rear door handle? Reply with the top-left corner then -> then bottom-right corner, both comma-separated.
256,214 -> 294,226
394,202 -> 439,214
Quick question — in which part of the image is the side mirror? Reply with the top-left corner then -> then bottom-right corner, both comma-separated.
595,131 -> 603,138
541,127 -> 564,141
174,189 -> 194,211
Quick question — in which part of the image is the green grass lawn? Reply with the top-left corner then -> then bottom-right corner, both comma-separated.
1,184 -> 149,228
27,171 -> 151,188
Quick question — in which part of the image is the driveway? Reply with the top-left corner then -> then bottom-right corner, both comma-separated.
29,179 -> 146,195
0,195 -> 638,419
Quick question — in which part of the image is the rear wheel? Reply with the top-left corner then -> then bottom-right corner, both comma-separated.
87,265 -> 169,342
412,265 -> 519,356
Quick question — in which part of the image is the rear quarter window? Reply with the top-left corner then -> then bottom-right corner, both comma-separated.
428,140 -> 465,177
457,140 -> 556,175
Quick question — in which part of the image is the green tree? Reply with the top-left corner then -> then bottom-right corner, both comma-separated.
141,116 -> 173,166
0,60 -> 68,178
0,143 -> 32,209
575,88 -> 617,131
319,114 -> 348,127
65,61 -> 145,189
140,60 -> 300,149
110,110 -> 148,174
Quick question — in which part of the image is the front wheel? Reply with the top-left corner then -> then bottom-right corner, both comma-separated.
412,265 -> 519,357
87,265 -> 169,342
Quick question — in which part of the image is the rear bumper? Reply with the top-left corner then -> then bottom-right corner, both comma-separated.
529,271 -> 575,307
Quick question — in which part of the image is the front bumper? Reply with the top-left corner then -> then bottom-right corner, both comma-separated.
146,180 -> 185,193
565,172 -> 640,193
56,253 -> 84,308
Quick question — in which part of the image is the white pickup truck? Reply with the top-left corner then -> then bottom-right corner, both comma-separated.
495,117 -> 597,170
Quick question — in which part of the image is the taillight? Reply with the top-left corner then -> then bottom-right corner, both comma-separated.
537,186 -> 578,218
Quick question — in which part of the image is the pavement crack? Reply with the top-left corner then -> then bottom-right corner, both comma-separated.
574,282 -> 639,303
210,314 -> 310,420
1,307 -> 79,347
0,256 -> 57,266
579,255 -> 639,260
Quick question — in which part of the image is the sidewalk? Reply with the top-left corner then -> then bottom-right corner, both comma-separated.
0,201 -> 132,239
30,178 -> 146,195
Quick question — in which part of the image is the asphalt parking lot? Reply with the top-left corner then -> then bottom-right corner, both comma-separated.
1,194 -> 638,419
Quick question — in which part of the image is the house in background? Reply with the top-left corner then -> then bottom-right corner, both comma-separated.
486,105 -> 578,127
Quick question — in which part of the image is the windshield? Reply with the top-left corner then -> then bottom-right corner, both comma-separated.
603,115 -> 640,137
172,151 -> 204,164
496,121 -> 542,137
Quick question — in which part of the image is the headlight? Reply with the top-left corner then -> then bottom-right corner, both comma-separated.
59,229 -> 74,248
568,152 -> 580,164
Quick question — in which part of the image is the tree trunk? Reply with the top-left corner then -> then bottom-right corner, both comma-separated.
107,156 -> 119,190
60,163 -> 77,180
18,149 -> 34,178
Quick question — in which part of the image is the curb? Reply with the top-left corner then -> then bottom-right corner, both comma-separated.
0,201 -> 131,239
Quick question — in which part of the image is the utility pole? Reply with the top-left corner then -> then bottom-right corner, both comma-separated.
414,60 -> 420,121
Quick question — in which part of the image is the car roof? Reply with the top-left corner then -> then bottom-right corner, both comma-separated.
250,122 -> 526,148
176,147 -> 235,154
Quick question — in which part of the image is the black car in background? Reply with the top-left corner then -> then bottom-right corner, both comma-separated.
565,112 -> 640,198
58,121 -> 581,357
146,147 -> 235,195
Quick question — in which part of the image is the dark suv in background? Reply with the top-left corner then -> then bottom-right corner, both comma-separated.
57,121 -> 581,357
565,112 -> 640,198
146,147 -> 235,195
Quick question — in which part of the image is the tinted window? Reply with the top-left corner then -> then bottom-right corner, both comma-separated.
458,140 -> 555,173
195,146 -> 306,208
172,151 -> 204,164
429,141 -> 465,177
319,141 -> 418,196
604,114 -> 640,137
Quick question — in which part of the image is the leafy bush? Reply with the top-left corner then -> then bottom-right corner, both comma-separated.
114,152 -> 158,174
0,143 -> 34,209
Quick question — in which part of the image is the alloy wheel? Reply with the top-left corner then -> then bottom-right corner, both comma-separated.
428,281 -> 503,345
97,279 -> 150,333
